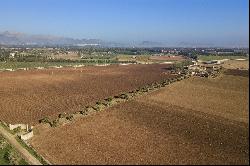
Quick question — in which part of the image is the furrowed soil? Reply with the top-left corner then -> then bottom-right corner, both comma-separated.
30,70 -> 249,165
224,68 -> 249,77
0,64 -> 174,124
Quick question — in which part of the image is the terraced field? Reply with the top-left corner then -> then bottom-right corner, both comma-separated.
0,64 -> 174,124
30,69 -> 249,165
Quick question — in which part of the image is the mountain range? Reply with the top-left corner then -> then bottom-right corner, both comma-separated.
0,31 -> 102,46
0,31 -> 167,47
1,31 -> 246,48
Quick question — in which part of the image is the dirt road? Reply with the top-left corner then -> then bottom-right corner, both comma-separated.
0,125 -> 42,165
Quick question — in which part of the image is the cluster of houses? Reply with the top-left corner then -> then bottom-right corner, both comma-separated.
169,59 -> 224,78
186,60 -> 224,78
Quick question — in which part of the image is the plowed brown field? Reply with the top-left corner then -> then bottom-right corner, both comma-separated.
0,64 -> 174,124
30,70 -> 249,165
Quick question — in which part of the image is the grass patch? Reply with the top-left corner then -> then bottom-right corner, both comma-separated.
0,145 -> 10,165
0,135 -> 29,165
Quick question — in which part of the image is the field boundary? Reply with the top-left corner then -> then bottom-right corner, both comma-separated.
38,72 -> 191,128
37,65 -> 224,128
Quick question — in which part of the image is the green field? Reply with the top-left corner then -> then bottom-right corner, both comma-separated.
198,55 -> 248,61
0,62 -> 84,70
114,54 -> 149,62
0,61 -> 116,70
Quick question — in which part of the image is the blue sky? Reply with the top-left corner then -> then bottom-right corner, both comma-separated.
0,0 -> 249,46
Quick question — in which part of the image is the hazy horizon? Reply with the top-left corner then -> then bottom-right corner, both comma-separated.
0,0 -> 249,47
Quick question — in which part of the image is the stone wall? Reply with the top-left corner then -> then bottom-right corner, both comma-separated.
20,131 -> 34,140
9,124 -> 27,131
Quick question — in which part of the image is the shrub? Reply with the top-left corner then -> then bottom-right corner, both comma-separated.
49,119 -> 59,127
148,86 -> 154,90
96,101 -> 102,105
13,127 -> 22,134
105,97 -> 113,102
85,105 -> 91,110
153,83 -> 160,88
92,106 -> 100,111
139,87 -> 145,92
119,93 -> 129,100
79,110 -> 87,115
58,112 -> 67,118
66,115 -> 74,121
164,81 -> 170,85
102,102 -> 109,107
160,82 -> 166,87
39,117 -> 50,124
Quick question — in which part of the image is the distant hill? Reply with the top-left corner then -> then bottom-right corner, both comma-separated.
1,31 -> 245,48
138,41 -> 166,47
0,31 -> 170,48
0,31 -> 102,46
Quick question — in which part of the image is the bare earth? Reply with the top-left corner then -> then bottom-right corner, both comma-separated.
222,60 -> 249,70
30,70 -> 249,165
0,64 -> 173,124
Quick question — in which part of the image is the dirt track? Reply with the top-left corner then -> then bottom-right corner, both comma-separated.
0,64 -> 173,124
30,71 -> 249,165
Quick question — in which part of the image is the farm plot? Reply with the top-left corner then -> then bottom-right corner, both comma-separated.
146,71 -> 249,123
0,64 -> 174,124
224,68 -> 249,77
222,60 -> 249,70
30,70 -> 249,165
149,55 -> 187,61
0,61 -> 88,70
